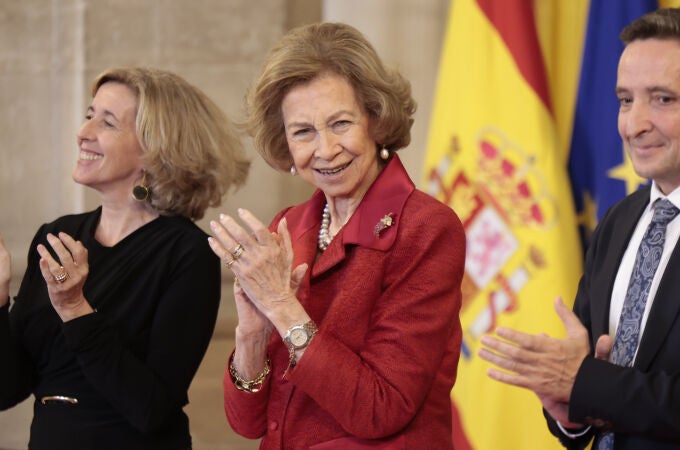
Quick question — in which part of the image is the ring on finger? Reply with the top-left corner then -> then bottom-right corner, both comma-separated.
231,243 -> 244,260
225,258 -> 236,268
54,266 -> 70,284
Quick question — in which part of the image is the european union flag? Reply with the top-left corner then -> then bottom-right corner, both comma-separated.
568,0 -> 656,246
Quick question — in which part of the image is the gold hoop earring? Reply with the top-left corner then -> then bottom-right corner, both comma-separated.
132,171 -> 150,201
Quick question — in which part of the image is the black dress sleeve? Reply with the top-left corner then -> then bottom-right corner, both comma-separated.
0,225 -> 46,409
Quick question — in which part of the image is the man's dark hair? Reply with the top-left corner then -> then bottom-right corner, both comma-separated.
621,7 -> 680,44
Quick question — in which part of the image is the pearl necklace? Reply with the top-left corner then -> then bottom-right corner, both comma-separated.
318,203 -> 333,251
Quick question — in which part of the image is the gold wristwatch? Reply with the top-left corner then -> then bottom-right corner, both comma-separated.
284,320 -> 318,368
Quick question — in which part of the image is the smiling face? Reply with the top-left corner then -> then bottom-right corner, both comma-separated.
617,38 -> 680,195
73,81 -> 144,197
281,73 -> 381,207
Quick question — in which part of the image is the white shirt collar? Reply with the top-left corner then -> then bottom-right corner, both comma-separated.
650,182 -> 680,210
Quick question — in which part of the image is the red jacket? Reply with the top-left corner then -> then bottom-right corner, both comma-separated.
224,156 -> 465,450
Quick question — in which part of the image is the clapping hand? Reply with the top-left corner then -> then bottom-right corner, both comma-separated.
36,232 -> 93,322
478,297 -> 591,427
208,209 -> 309,332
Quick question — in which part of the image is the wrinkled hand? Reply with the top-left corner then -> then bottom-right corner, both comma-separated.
36,232 -> 93,321
478,297 -> 590,426
232,262 -> 308,337
208,209 -> 309,333
232,276 -> 270,336
0,234 -> 11,306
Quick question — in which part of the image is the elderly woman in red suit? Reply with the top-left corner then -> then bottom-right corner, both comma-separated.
208,22 -> 465,450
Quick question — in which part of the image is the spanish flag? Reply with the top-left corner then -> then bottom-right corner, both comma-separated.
423,0 -> 584,448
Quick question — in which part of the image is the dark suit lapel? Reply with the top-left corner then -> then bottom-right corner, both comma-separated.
636,232 -> 680,370
590,191 -> 649,340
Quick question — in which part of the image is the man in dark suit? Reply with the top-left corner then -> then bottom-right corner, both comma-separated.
478,8 -> 680,450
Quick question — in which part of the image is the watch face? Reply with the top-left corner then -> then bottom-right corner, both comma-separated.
289,327 -> 308,347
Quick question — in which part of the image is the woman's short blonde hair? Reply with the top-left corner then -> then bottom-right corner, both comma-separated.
245,22 -> 417,171
92,67 -> 250,220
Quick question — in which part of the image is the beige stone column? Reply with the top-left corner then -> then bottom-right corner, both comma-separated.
1,0 -> 87,280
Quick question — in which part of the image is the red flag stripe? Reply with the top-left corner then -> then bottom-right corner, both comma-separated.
476,0 -> 553,112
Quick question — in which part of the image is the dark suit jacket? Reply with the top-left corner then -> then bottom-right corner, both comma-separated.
547,185 -> 680,449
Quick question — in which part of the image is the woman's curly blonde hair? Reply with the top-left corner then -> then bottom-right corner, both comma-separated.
245,22 -> 417,171
92,67 -> 250,220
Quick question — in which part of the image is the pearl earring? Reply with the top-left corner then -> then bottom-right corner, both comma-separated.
290,166 -> 297,176
380,147 -> 390,161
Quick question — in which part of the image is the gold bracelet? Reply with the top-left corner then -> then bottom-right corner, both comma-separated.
229,355 -> 271,393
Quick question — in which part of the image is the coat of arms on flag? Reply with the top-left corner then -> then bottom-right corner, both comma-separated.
427,128 -> 554,357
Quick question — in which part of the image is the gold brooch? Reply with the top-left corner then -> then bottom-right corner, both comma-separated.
374,213 -> 395,237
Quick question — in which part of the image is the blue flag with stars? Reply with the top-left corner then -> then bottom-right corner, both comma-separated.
568,0 -> 657,244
